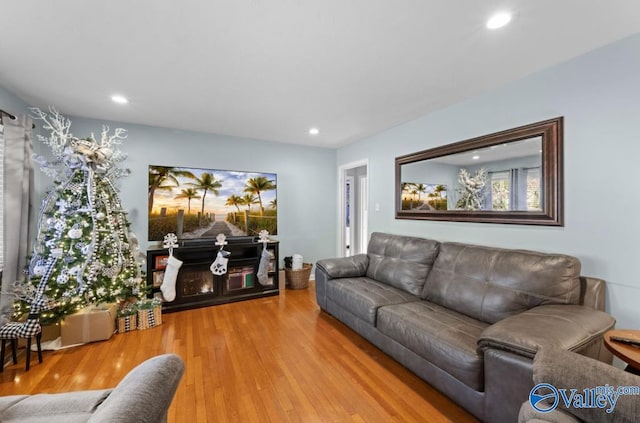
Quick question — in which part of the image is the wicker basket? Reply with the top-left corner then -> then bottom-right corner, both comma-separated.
137,306 -> 162,330
285,263 -> 312,289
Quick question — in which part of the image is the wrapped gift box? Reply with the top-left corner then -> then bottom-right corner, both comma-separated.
41,323 -> 61,342
117,314 -> 137,333
61,304 -> 117,346
137,306 -> 162,330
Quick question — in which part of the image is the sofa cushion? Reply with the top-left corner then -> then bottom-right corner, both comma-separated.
0,390 -> 111,423
377,301 -> 489,391
0,396 -> 28,415
422,242 -> 581,324
366,232 -> 440,296
326,277 -> 419,325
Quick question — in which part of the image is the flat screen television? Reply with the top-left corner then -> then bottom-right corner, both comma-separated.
148,165 -> 277,242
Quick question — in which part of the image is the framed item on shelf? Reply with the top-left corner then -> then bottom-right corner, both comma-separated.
155,255 -> 169,269
153,271 -> 165,288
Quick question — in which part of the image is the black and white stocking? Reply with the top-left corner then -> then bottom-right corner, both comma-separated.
210,251 -> 229,275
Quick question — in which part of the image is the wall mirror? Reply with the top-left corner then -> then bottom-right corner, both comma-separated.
395,117 -> 563,225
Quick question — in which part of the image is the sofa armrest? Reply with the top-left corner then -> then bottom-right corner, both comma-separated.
315,255 -> 369,311
525,347 -> 640,423
89,354 -> 184,422
519,401 -> 582,423
316,254 -> 369,279
478,305 -> 615,358
580,276 -> 606,311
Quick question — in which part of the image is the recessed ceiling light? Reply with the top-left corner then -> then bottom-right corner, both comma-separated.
309,127 -> 319,135
472,155 -> 480,160
111,95 -> 129,104
486,12 -> 512,29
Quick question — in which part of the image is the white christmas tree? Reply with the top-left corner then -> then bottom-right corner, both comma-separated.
14,108 -> 145,324
455,168 -> 488,211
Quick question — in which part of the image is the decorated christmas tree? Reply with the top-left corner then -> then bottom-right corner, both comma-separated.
14,108 -> 145,324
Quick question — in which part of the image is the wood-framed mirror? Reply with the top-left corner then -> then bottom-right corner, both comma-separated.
395,117 -> 563,225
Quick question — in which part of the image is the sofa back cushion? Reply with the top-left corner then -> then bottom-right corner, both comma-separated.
366,232 -> 440,296
422,242 -> 581,324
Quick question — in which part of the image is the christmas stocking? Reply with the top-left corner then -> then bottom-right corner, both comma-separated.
210,251 -> 229,275
161,255 -> 183,302
257,247 -> 274,286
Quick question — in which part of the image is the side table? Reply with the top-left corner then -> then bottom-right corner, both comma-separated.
603,329 -> 640,375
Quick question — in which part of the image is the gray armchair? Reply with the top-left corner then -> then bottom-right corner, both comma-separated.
0,353 -> 184,422
519,347 -> 640,423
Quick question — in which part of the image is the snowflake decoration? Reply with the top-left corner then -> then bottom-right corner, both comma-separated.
163,233 -> 179,249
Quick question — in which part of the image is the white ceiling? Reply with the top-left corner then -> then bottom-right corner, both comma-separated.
1,1 -> 639,148
432,137 -> 542,166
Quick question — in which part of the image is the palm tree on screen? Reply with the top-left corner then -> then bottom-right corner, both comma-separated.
242,193 -> 259,212
175,188 -> 201,214
226,195 -> 244,213
148,166 -> 195,213
189,172 -> 223,223
244,176 -> 276,215
415,183 -> 427,203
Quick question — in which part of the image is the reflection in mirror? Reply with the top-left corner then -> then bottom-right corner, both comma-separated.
401,137 -> 542,212
395,117 -> 563,226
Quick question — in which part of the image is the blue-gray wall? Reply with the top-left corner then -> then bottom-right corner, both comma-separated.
338,33 -> 640,329
45,117 -> 338,265
1,86 -> 337,266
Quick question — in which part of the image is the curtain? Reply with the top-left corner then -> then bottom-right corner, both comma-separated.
0,114 -> 34,318
482,178 -> 492,210
510,168 -> 528,211
486,168 -> 530,211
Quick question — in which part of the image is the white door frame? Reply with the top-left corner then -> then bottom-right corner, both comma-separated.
344,175 -> 355,257
359,175 -> 368,254
337,159 -> 369,257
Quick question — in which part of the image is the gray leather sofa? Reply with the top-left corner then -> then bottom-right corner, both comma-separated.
315,232 -> 616,422
0,354 -> 184,422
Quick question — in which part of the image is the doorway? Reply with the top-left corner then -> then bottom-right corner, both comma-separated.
338,160 -> 368,257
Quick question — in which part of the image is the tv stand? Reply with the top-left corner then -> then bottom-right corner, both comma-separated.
147,239 -> 279,313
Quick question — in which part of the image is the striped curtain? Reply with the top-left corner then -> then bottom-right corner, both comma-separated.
0,114 -> 34,319
1,122 -> 4,276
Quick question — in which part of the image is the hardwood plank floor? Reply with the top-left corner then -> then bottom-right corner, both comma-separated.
0,282 -> 478,422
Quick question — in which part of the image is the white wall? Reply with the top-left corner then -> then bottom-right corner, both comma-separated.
338,33 -> 640,329
27,115 -> 338,266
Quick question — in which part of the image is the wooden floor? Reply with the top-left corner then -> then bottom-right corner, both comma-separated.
0,282 -> 478,422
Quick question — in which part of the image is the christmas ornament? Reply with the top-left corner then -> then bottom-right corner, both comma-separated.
67,225 -> 83,239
